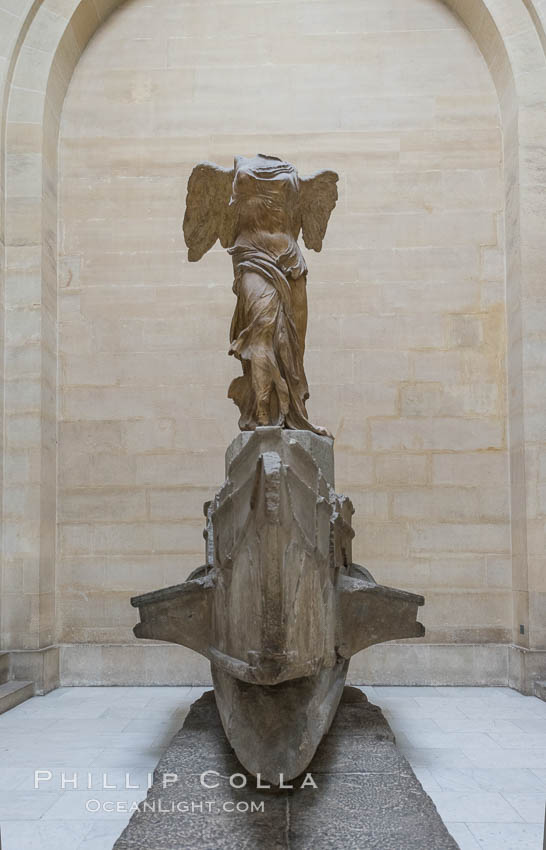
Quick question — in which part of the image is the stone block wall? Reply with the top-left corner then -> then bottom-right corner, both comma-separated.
0,0 -> 544,689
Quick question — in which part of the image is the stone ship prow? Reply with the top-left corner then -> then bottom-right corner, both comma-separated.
132,428 -> 424,782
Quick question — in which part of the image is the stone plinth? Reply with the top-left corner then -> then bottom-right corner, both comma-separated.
225,426 -> 336,486
113,687 -> 459,850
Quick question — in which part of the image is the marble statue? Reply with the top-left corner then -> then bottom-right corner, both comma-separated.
130,157 -> 425,784
183,154 -> 338,435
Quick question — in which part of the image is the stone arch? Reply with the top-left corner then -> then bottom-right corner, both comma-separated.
0,0 -> 125,659
1,0 -> 545,690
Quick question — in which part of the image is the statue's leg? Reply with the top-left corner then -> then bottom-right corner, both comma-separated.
253,356 -> 274,425
238,272 -> 278,426
290,274 -> 308,357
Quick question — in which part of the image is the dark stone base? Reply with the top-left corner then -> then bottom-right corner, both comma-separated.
113,687 -> 459,850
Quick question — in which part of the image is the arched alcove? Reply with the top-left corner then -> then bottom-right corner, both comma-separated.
1,0 -> 545,692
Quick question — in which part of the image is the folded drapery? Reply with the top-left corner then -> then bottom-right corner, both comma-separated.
228,240 -> 324,433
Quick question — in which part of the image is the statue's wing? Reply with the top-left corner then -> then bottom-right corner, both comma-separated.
183,162 -> 235,262
298,169 -> 339,252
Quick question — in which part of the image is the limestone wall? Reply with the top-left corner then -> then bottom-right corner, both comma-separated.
57,0 -> 511,650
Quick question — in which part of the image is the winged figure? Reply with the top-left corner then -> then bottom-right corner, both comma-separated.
183,154 -> 338,435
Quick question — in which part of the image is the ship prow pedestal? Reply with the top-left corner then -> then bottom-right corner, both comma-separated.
132,427 -> 425,783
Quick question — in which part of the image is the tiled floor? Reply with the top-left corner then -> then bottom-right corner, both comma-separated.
367,685 -> 546,850
0,685 -> 544,849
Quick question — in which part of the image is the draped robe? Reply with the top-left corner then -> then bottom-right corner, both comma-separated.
227,156 -> 326,435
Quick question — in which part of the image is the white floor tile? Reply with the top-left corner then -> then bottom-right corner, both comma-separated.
0,821 -> 91,850
434,687 -> 520,700
501,793 -> 546,824
88,747 -> 165,770
0,715 -> 58,732
430,767 -> 546,794
0,791 -> 61,820
60,688 -> 128,699
120,717 -> 179,734
400,746 -> 475,768
531,770 -> 546,788
41,790 -> 144,821
384,715 -> 442,735
373,685 -> 442,698
431,791 -> 523,823
0,768 -> 28,791
462,747 -> 546,769
77,820 -> 128,849
432,715 -> 522,734
45,717 -> 132,735
487,731 -> 546,750
413,697 -> 475,716
141,686 -> 193,700
512,716 -> 546,734
9,700 -> 107,719
410,765 -> 443,794
459,700 -> 546,721
444,822 -> 482,850
397,730 -> 502,751
467,822 -> 544,850
1,747 -> 106,767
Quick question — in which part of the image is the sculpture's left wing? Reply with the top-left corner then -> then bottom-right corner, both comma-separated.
183,162 -> 235,262
298,169 -> 339,252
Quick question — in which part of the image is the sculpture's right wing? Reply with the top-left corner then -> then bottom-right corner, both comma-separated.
183,162 -> 235,262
